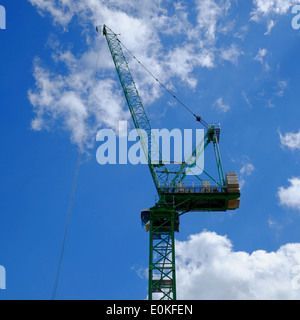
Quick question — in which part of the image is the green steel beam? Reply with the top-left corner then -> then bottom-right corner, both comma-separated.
102,25 -> 169,193
148,207 -> 177,300
102,25 -> 240,302
102,25 -> 227,195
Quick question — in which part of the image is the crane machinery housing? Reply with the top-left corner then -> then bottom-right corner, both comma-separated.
99,25 -> 240,300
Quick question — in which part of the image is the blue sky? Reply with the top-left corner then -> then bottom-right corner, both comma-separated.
1,0 -> 300,300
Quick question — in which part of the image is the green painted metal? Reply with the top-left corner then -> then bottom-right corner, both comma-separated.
102,25 -> 228,198
148,206 -> 177,300
102,25 -> 168,194
101,25 -> 240,301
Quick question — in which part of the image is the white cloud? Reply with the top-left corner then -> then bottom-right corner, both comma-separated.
219,44 -> 244,64
280,130 -> 300,150
233,25 -> 249,40
254,48 -> 269,70
239,163 -> 255,189
251,0 -> 299,21
213,97 -> 230,113
165,44 -> 214,88
28,56 -> 130,148
267,99 -> 275,108
28,0 -> 74,26
264,19 -> 275,35
254,48 -> 267,62
176,231 -> 300,299
276,80 -> 288,97
254,79 -> 288,109
31,117 -> 45,131
240,163 -> 255,176
195,0 -> 224,41
27,1 -> 171,147
242,91 -> 252,108
278,178 -> 300,210
27,0 -> 241,147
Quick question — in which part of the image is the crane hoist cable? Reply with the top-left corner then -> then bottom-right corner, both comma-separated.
51,44 -> 102,300
51,149 -> 82,300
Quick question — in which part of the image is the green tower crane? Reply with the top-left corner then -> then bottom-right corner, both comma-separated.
100,25 -> 240,300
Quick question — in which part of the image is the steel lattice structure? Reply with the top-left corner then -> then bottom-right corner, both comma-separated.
101,25 -> 240,300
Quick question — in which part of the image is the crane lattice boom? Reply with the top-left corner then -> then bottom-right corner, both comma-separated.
100,24 -> 240,300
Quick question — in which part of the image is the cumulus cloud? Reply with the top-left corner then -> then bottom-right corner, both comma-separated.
280,130 -> 300,150
195,0 -> 229,41
251,0 -> 299,21
28,0 -> 74,26
278,178 -> 300,210
28,0 -> 236,147
28,55 -> 130,148
27,0 -> 230,74
166,44 -> 214,88
176,231 -> 300,299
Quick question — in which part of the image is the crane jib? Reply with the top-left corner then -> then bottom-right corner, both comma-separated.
102,24 -> 169,193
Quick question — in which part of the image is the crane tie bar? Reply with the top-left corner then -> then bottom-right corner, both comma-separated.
116,38 -> 208,127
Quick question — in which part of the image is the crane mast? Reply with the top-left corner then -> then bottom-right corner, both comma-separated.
100,25 -> 240,300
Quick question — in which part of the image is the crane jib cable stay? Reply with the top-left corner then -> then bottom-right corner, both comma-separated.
97,24 -> 210,129
99,24 -> 241,300
119,41 -> 202,122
